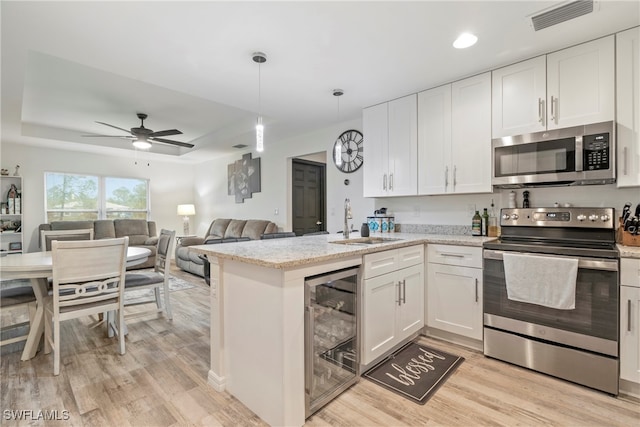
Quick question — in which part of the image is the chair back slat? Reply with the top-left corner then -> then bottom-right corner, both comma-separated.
155,229 -> 175,274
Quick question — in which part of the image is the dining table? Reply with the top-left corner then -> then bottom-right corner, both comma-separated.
0,246 -> 151,361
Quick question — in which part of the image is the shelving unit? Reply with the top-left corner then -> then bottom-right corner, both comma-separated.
0,175 -> 23,255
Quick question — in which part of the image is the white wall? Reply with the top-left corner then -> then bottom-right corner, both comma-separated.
1,142 -> 196,252
193,118 -> 375,236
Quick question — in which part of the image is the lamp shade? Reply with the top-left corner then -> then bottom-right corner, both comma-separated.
177,204 -> 196,216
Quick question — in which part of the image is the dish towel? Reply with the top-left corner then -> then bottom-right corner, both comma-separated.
503,252 -> 579,310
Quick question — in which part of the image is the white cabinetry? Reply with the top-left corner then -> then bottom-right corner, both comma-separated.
620,258 -> 640,391
617,26 -> 640,188
426,244 -> 483,342
492,35 -> 614,138
361,245 -> 424,365
0,176 -> 23,255
418,72 -> 492,195
363,94 -> 417,197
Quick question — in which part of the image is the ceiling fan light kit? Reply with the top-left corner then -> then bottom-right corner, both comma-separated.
253,51 -> 267,152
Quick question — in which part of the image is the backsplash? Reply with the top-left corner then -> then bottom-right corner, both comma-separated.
396,223 -> 471,235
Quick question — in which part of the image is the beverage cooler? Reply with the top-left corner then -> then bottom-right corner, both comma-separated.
304,267 -> 359,417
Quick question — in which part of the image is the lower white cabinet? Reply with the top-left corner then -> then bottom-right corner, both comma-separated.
620,258 -> 640,386
426,244 -> 483,341
361,245 -> 424,365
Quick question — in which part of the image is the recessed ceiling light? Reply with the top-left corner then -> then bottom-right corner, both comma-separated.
453,32 -> 478,49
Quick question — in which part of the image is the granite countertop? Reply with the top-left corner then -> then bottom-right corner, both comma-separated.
618,244 -> 640,259
191,232 -> 495,269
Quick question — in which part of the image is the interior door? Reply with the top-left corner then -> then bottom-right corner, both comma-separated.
292,159 -> 326,236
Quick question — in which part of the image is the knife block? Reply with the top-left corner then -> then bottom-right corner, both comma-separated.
617,217 -> 640,246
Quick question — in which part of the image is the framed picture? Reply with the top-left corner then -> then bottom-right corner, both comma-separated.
8,242 -> 22,251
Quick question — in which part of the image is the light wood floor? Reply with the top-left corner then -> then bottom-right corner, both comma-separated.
2,264 -> 639,426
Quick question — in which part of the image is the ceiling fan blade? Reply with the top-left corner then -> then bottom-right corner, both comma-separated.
150,137 -> 194,148
96,121 -> 133,134
150,129 -> 183,138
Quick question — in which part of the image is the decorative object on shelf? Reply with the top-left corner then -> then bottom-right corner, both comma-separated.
252,51 -> 267,152
333,129 -> 364,173
228,152 -> 261,203
6,184 -> 18,214
8,242 -> 21,251
0,169 -> 8,176
177,204 -> 196,235
13,165 -> 20,176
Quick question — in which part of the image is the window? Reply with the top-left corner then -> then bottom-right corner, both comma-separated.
45,173 -> 149,222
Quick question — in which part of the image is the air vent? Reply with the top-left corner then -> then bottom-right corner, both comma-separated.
531,0 -> 594,31
232,144 -> 248,149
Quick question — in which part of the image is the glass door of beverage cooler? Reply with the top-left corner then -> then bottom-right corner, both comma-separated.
305,267 -> 359,418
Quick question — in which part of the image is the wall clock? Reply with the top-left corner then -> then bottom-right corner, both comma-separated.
333,129 -> 364,173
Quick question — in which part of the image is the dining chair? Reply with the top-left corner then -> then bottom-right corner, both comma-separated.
40,228 -> 94,252
43,237 -> 128,375
123,229 -> 175,320
0,280 -> 37,348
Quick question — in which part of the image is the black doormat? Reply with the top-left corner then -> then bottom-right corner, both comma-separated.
363,341 -> 464,404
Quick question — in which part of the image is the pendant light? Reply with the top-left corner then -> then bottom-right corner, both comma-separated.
252,52 -> 267,152
333,89 -> 344,167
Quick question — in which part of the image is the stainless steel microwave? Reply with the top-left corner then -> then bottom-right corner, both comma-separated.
492,121 -> 615,188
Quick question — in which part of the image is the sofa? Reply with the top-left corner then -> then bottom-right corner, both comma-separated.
38,219 -> 158,270
175,218 -> 278,277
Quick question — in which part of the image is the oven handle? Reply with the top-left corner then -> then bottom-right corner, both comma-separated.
483,249 -> 618,271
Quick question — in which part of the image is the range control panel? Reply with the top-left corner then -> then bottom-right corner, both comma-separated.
500,207 -> 615,229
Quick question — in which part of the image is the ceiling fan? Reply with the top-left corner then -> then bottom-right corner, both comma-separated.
83,113 -> 194,149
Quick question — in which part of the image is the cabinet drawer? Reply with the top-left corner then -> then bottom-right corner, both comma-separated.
427,244 -> 482,268
621,258 -> 640,288
397,245 -> 424,270
363,249 -> 399,279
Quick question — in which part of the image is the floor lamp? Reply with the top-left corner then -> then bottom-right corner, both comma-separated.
177,204 -> 196,235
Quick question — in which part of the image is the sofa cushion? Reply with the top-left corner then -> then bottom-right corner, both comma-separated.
209,218 -> 232,239
224,220 -> 247,239
93,220 -> 116,239
114,219 -> 150,245
242,220 -> 271,240
50,220 -> 94,231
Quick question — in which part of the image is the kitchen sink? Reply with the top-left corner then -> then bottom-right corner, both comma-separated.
329,237 -> 403,245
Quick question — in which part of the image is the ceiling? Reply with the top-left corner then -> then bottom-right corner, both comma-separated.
2,1 -> 638,163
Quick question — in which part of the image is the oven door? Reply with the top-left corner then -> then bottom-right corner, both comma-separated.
483,249 -> 618,356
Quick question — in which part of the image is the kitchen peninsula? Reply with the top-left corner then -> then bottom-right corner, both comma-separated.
191,232 -> 493,426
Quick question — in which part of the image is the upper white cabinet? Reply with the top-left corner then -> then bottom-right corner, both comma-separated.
616,26 -> 640,188
418,72 -> 492,195
363,94 -> 417,197
492,35 -> 615,138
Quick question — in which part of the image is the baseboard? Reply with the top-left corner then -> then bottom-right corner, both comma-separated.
619,378 -> 640,398
207,369 -> 226,392
422,327 -> 483,352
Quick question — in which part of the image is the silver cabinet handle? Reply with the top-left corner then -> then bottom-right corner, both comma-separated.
453,165 -> 457,190
440,252 -> 465,258
383,174 -> 387,191
623,147 -> 628,176
389,173 -> 394,191
396,281 -> 401,306
628,299 -> 632,332
402,279 -> 406,304
444,165 -> 449,190
305,306 -> 314,393
538,98 -> 545,125
475,278 -> 479,303
550,95 -> 557,124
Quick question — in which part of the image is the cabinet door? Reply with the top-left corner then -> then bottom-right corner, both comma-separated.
363,103 -> 389,197
387,94 -> 418,196
397,264 -> 424,341
620,285 -> 640,384
418,84 -> 451,195
427,263 -> 482,340
547,35 -> 614,129
492,55 -> 547,137
361,272 -> 399,365
616,27 -> 640,188
451,72 -> 492,194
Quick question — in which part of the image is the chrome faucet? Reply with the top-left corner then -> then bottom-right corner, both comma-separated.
344,198 -> 352,239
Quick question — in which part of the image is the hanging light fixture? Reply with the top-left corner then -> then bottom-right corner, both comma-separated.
252,51 -> 267,152
333,89 -> 344,167
132,136 -> 152,150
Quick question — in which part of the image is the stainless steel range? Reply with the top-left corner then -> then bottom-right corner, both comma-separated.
483,207 -> 619,395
